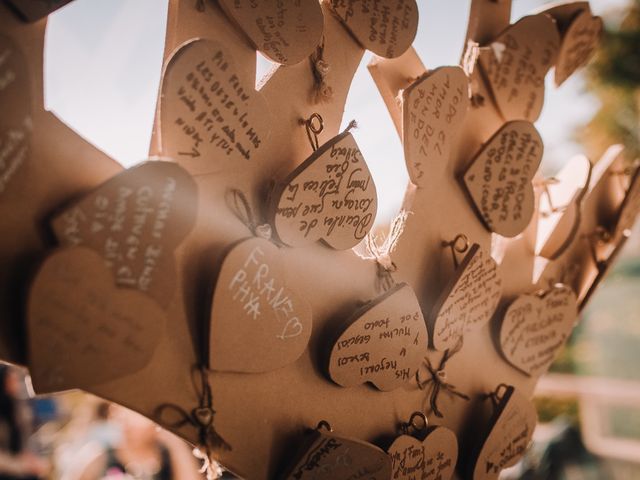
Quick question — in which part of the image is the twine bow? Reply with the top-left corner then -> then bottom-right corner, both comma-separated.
155,366 -> 230,480
227,189 -> 273,240
416,339 -> 469,418
357,210 -> 410,292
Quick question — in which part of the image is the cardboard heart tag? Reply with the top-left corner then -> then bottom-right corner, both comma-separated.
431,244 -> 502,351
209,237 -> 312,373
0,34 -> 31,197
218,0 -> 324,65
271,130 -> 378,250
555,9 -> 602,86
51,161 -> 197,308
388,426 -> 458,480
329,0 -> 419,59
615,167 -> 640,235
160,39 -> 272,175
462,120 -> 543,238
328,282 -> 427,391
28,247 -> 165,392
499,284 -> 577,377
402,66 -> 470,186
478,14 -> 560,122
470,385 -> 537,480
282,424 -> 392,480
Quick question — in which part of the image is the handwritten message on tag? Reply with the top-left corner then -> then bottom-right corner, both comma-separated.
463,121 -> 543,237
284,429 -> 392,480
388,427 -> 458,480
403,66 -> 470,186
51,161 -> 197,308
555,10 -> 602,86
209,237 -> 312,373
471,386 -> 537,480
28,248 -> 164,392
272,131 -> 378,250
478,14 -> 560,122
500,285 -> 577,377
431,244 -> 502,351
328,283 -> 427,391
160,39 -> 271,175
218,0 -> 323,65
329,0 -> 418,58
616,167 -> 640,235
0,35 -> 30,197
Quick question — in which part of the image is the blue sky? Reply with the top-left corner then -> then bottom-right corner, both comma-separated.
45,0 -> 630,221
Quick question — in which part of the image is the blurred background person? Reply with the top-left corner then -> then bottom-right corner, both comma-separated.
0,365 -> 48,479
67,404 -> 205,480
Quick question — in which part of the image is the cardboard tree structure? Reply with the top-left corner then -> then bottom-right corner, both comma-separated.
1,0 -> 639,478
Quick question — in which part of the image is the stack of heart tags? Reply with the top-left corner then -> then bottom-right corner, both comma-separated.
1,0 -> 638,479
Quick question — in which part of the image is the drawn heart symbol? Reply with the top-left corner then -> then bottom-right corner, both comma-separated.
430,244 -> 502,351
615,166 -> 640,236
387,426 -> 458,480
160,39 -> 272,175
329,0 -> 419,58
218,0 -> 324,65
328,282 -> 427,391
0,34 -> 31,197
281,423 -> 392,480
271,130 -> 378,250
469,385 -> 537,480
51,161 -> 197,308
478,14 -> 560,122
555,9 -> 602,86
209,237 -> 312,373
27,247 -> 165,393
499,284 -> 577,377
462,120 -> 543,238
402,66 -> 470,186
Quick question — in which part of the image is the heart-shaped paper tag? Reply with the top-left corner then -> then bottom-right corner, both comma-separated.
209,237 -> 312,373
615,167 -> 640,235
402,66 -> 470,186
555,9 -> 602,86
478,14 -> 560,122
28,247 -> 165,392
329,0 -> 419,59
160,39 -> 272,175
271,130 -> 378,249
499,284 -> 578,377
218,0 -> 324,65
0,34 -> 30,197
51,161 -> 197,308
328,282 -> 427,391
282,425 -> 392,480
470,385 -> 537,480
431,244 -> 502,351
388,426 -> 458,480
462,120 -> 543,237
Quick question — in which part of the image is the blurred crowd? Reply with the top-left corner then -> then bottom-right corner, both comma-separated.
0,364 -> 230,480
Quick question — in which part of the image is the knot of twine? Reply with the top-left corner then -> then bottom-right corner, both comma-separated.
228,189 -> 272,240
416,340 -> 469,418
310,37 -> 333,104
155,366 -> 230,480
357,210 -> 409,292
